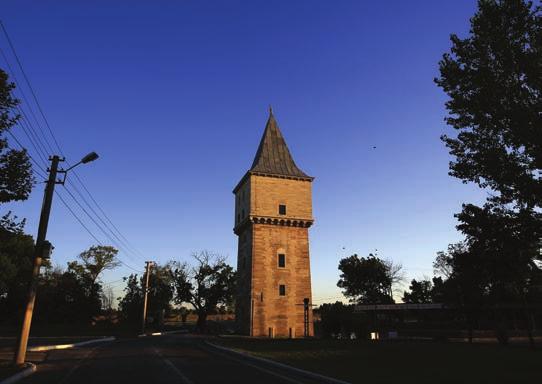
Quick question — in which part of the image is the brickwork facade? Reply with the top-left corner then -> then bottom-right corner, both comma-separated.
233,112 -> 314,338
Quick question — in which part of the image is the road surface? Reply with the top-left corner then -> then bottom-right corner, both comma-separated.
16,334 -> 331,384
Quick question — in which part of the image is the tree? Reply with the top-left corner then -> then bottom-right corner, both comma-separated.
0,213 -> 35,319
433,243 -> 464,279
0,69 -> 35,319
101,285 -> 115,312
435,0 -> 542,209
146,263 -> 175,325
118,263 -> 175,326
435,0 -> 542,347
384,259 -> 405,298
172,251 -> 236,332
0,69 -> 33,206
456,203 -> 542,345
118,274 -> 142,323
402,279 -> 433,304
75,245 -> 120,283
337,254 -> 394,304
35,264 -> 102,323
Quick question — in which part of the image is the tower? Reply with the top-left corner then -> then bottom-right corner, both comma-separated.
233,109 -> 314,338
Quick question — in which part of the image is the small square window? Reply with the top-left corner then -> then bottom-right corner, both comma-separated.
278,254 -> 285,268
278,204 -> 286,215
279,284 -> 286,296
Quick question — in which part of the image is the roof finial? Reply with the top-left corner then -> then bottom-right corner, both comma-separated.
268,104 -> 273,116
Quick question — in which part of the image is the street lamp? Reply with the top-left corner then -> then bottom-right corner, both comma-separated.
14,152 -> 99,366
59,152 -> 100,184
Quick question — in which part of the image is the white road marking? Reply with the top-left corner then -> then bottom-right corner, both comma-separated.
152,347 -> 194,384
202,345 -> 305,384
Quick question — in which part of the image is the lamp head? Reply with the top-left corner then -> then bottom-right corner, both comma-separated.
81,152 -> 99,164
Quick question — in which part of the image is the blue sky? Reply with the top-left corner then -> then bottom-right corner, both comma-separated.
1,1 -> 485,304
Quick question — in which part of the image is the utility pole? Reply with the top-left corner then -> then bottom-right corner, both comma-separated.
303,298 -> 310,337
141,261 -> 154,335
14,155 -> 62,366
13,152 -> 99,366
296,298 -> 315,338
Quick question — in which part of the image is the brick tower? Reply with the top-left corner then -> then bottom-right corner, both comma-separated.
233,109 -> 314,338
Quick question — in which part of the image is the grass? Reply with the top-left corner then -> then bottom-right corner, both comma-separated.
214,337 -> 542,384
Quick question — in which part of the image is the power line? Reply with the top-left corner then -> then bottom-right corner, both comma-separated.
13,113 -> 49,166
0,21 -> 63,155
0,46 -> 56,157
70,171 -> 148,260
55,190 -> 143,273
55,190 -> 102,244
4,130 -> 48,177
64,178 -> 145,262
61,185 -> 141,264
1,21 -> 148,268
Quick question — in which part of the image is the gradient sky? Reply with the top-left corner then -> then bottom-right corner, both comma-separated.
1,1 -> 486,304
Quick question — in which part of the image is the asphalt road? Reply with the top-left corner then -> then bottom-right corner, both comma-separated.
16,334 -> 330,384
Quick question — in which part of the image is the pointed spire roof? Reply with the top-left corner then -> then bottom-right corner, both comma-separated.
249,108 -> 312,180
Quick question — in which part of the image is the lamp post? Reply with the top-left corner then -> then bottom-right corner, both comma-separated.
14,152 -> 99,366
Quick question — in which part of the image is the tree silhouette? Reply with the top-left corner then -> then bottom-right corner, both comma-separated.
436,0 -> 542,347
172,251 -> 236,332
337,254 -> 394,304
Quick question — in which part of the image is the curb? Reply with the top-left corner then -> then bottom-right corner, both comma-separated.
204,341 -> 351,384
27,336 -> 115,352
0,363 -> 36,384
137,330 -> 189,338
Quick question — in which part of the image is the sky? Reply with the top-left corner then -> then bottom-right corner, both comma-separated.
1,0 -> 486,305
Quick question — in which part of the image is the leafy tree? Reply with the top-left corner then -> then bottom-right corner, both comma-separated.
436,0 -> 542,347
456,203 -> 542,345
35,264 -> 102,323
435,0 -> 542,209
433,243 -> 463,279
118,274 -> 142,323
75,245 -> 120,283
403,279 -> 433,304
0,213 -> 34,319
0,69 -> 33,206
172,251 -> 236,332
146,263 -> 175,324
118,263 -> 175,326
0,69 -> 34,319
337,254 -> 394,304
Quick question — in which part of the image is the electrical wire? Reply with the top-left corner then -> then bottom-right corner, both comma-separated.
0,21 -> 148,272
54,190 -> 143,273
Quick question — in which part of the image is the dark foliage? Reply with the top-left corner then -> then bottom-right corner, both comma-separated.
337,254 -> 394,304
435,0 -> 542,346
435,0 -> 542,209
118,263 -> 175,326
172,251 -> 236,332
0,69 -> 33,204
317,302 -> 369,339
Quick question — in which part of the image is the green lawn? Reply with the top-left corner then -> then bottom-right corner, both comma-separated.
214,337 -> 542,384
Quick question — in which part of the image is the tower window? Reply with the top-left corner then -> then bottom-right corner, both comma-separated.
278,254 -> 285,268
278,204 -> 286,215
279,284 -> 286,296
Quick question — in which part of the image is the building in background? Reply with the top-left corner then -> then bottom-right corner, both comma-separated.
233,109 -> 314,338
